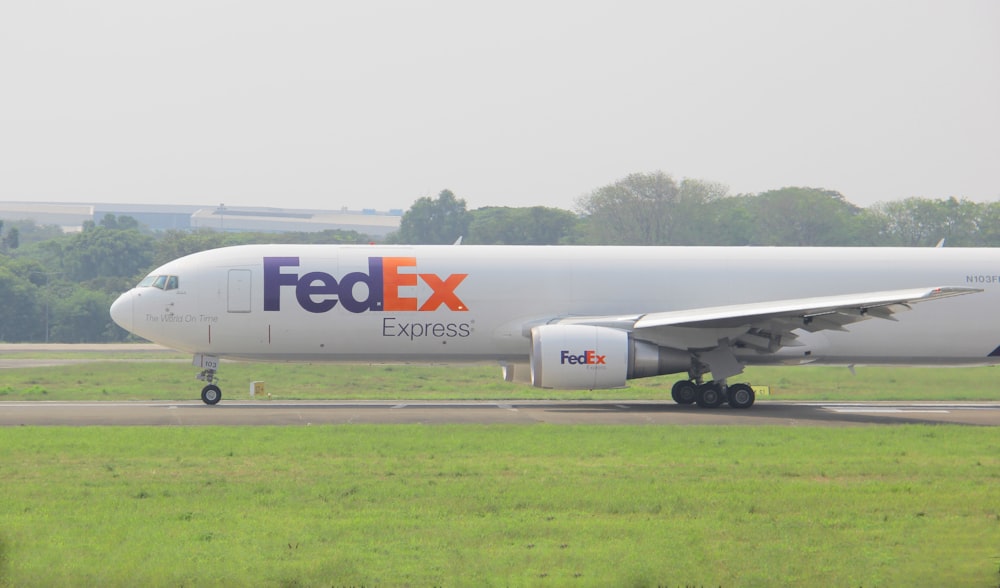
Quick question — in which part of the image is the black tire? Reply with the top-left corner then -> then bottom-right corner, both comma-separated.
671,380 -> 698,405
695,383 -> 724,408
201,384 -> 222,405
727,383 -> 755,409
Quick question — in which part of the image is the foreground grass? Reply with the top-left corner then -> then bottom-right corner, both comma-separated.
1,355 -> 1000,401
1,426 -> 999,586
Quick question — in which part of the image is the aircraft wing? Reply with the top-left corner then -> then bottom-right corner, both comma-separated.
633,286 -> 980,332
550,286 -> 982,357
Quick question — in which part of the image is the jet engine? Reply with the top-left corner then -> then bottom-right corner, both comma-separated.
529,324 -> 691,389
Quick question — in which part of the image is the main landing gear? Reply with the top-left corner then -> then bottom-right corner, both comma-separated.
671,379 -> 755,409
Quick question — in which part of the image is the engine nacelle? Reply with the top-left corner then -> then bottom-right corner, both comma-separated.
529,324 -> 691,389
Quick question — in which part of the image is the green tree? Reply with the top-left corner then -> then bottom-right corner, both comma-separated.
63,226 -> 155,281
98,213 -> 141,231
391,190 -> 472,244
3,226 -> 19,251
152,228 -> 370,266
935,197 -> 983,246
0,264 -> 43,341
975,202 -> 1000,246
50,288 -> 120,343
0,220 -> 19,252
153,228 -> 227,266
868,197 -> 947,246
747,187 -> 862,246
869,197 -> 991,247
466,206 -> 579,244
670,179 -> 731,244
0,220 -> 63,249
703,195 -> 757,245
576,172 -> 726,245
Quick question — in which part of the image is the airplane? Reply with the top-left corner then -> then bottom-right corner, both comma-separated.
109,244 -> 1000,406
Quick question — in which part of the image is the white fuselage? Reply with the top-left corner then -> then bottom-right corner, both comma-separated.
110,245 -> 1000,367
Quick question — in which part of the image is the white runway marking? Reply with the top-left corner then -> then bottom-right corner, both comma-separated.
799,402 -> 1000,414
827,408 -> 950,414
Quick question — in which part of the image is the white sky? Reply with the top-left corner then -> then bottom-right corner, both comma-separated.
1,1 -> 997,212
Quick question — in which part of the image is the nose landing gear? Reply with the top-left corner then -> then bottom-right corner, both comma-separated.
194,354 -> 222,405
200,383 -> 222,405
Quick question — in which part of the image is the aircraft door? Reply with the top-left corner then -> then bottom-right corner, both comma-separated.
227,269 -> 252,313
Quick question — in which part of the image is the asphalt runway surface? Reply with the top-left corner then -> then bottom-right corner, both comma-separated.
2,400 -> 999,427
2,345 -> 999,426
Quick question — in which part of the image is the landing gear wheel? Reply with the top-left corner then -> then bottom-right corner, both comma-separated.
201,384 -> 222,405
696,383 -> 725,408
727,383 -> 755,409
671,380 -> 698,405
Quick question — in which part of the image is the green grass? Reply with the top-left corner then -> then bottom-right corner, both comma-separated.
0,356 -> 999,401
2,352 -> 999,585
0,352 -> 186,360
0,426 -> 998,586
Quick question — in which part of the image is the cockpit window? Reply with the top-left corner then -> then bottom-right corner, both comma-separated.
138,275 -> 180,290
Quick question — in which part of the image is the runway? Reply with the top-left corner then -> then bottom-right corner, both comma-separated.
1,400 -> 999,427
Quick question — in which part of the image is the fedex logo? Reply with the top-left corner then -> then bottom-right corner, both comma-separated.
560,350 -> 606,365
263,256 -> 468,314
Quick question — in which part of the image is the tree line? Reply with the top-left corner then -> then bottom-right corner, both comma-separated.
1,170 -> 996,342
393,175 -> 1000,247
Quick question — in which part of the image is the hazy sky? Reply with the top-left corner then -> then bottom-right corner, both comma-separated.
1,1 -> 997,212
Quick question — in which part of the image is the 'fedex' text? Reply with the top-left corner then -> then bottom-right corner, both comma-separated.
560,350 -> 606,365
264,257 -> 468,314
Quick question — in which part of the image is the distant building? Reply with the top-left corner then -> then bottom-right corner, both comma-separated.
93,203 -> 200,231
0,201 -> 402,238
0,202 -> 94,232
190,205 -> 401,237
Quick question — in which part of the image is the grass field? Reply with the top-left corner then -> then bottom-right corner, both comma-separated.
1,352 -> 1000,401
2,352 -> 999,585
1,426 -> 998,586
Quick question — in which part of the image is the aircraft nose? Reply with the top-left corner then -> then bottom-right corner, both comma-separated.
110,291 -> 134,332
